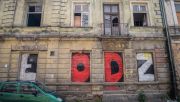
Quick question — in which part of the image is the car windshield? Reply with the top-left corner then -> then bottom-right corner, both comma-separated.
34,82 -> 54,93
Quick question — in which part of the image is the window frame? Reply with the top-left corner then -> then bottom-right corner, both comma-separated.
131,3 -> 150,27
70,51 -> 91,83
103,4 -> 120,35
72,3 -> 91,27
103,51 -> 124,83
136,52 -> 156,82
19,52 -> 38,81
25,3 -> 43,27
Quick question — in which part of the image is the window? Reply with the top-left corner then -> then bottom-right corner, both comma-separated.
20,54 -> 38,81
27,4 -> 42,27
136,53 -> 155,81
104,52 -> 123,82
175,3 -> 180,24
103,4 -> 120,35
71,53 -> 90,82
74,4 -> 89,27
0,83 -> 17,93
133,4 -> 148,27
20,84 -> 38,94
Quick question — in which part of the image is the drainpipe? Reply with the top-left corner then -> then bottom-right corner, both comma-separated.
159,0 -> 177,100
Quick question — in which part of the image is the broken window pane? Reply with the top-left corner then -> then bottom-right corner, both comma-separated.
104,4 -> 119,35
112,16 -> 119,26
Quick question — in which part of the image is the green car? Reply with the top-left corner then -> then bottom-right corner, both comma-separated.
0,81 -> 63,102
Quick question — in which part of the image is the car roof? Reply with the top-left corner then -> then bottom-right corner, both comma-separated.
2,80 -> 37,84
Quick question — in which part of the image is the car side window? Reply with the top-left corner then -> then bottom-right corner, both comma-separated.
20,83 -> 38,94
0,83 -> 17,93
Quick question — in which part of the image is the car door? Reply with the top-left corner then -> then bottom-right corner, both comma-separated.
0,83 -> 19,102
18,83 -> 48,102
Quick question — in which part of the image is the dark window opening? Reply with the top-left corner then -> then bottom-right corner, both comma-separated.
27,5 -> 42,27
112,17 -> 119,26
133,4 -> 148,27
133,13 -> 147,26
50,51 -> 55,56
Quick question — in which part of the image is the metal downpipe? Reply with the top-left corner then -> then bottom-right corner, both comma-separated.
159,0 -> 177,100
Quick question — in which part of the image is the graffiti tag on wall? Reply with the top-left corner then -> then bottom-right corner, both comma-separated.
105,52 -> 123,82
72,53 -> 90,82
137,53 -> 155,81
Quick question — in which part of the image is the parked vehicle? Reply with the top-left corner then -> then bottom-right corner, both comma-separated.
0,81 -> 64,102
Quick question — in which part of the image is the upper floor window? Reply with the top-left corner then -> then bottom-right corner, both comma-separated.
27,4 -> 42,27
175,3 -> 180,25
133,4 -> 148,27
103,4 -> 120,35
74,4 -> 89,27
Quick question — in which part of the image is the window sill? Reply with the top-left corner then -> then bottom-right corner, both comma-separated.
62,26 -> 93,28
130,26 -> 162,28
45,81 -> 169,86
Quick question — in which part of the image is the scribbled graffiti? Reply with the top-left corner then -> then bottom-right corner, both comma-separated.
137,53 -> 155,81
20,54 -> 38,81
72,53 -> 90,82
105,52 -> 123,82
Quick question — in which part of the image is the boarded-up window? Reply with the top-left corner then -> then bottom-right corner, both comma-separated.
74,4 -> 89,27
133,4 -> 148,26
20,54 -> 38,81
71,53 -> 90,82
175,3 -> 180,25
27,5 -> 42,27
104,52 -> 123,82
136,53 -> 155,81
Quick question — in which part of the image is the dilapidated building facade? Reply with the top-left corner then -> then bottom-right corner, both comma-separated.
0,0 -> 171,101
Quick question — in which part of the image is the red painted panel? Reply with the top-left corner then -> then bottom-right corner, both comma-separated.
105,52 -> 123,82
72,53 -> 90,82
